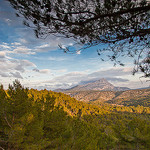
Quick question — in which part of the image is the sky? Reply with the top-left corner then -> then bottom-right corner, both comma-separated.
0,0 -> 149,90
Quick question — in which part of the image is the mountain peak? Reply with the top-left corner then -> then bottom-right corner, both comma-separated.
95,78 -> 110,83
56,78 -> 130,92
99,78 -> 107,81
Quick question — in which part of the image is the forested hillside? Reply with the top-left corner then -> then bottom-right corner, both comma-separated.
107,89 -> 150,107
65,89 -> 150,107
0,81 -> 150,150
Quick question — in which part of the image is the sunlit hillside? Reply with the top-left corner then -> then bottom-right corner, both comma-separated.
64,89 -> 150,107
1,81 -> 150,150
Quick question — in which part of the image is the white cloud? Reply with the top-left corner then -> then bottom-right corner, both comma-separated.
48,56 -> 65,61
123,67 -> 133,73
4,18 -> 12,25
19,38 -> 28,44
32,68 -> 39,72
0,58 -> 36,78
0,51 -> 6,58
33,68 -> 51,74
76,50 -> 81,55
36,44 -> 50,49
34,83 -> 72,90
88,67 -> 133,78
41,71 -> 87,89
0,71 -> 10,77
0,42 -> 35,55
68,43 -> 73,46
11,42 -> 22,46
13,46 -> 35,54
40,69 -> 51,74
0,41 -> 36,81
20,59 -> 36,67
55,69 -> 67,73
15,28 -> 75,52
0,43 -> 11,49
10,72 -> 23,79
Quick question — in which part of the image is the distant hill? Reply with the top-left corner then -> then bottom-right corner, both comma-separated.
137,86 -> 150,90
66,90 -> 116,102
106,88 -> 150,107
54,78 -> 130,92
63,88 -> 150,107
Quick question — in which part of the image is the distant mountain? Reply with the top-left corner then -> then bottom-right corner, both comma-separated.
106,88 -> 150,107
63,88 -> 150,106
54,88 -> 67,92
54,79 -> 150,107
136,86 -> 150,90
55,78 -> 130,92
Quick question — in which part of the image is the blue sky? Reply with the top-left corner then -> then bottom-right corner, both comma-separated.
0,0 -> 149,90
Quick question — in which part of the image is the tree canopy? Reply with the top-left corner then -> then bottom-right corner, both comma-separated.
1,81 -> 150,149
8,0 -> 150,77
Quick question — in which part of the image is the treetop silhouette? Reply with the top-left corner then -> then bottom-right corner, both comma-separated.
8,0 -> 150,77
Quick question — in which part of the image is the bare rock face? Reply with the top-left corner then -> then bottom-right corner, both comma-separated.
61,78 -> 130,92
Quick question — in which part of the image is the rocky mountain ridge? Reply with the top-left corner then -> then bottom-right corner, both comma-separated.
55,78 -> 129,92
54,78 -> 150,107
